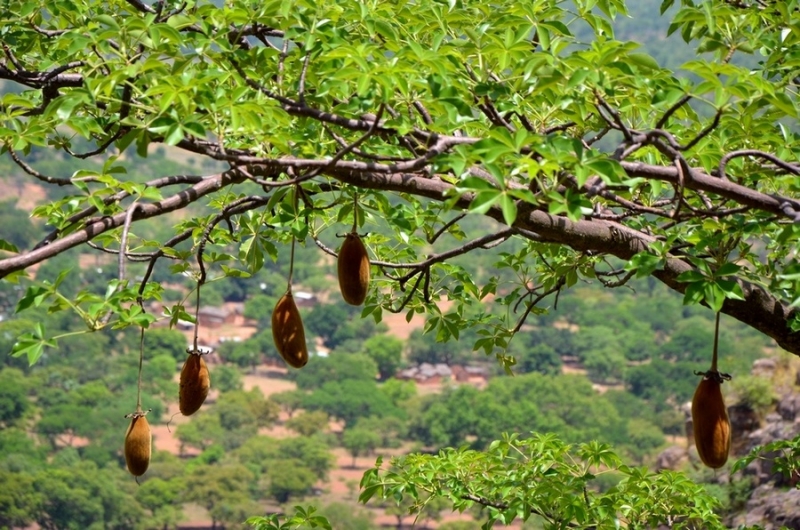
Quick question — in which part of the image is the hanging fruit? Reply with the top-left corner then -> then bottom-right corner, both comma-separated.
691,312 -> 732,469
179,351 -> 210,416
272,291 -> 309,368
338,231 -> 370,306
124,412 -> 151,477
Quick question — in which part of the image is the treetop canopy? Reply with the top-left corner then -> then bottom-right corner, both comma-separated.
1,0 -> 800,362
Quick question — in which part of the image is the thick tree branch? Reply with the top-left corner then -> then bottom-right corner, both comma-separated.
317,167 -> 800,354
0,170 -> 246,278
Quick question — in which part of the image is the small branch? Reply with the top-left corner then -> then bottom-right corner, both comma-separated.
718,149 -> 800,182
298,53 -> 311,105
384,271 -> 426,314
681,108 -> 723,151
585,126 -> 611,146
428,213 -> 467,244
597,269 -> 636,288
6,145 -> 75,185
196,195 -> 269,284
380,229 -> 516,275
124,0 -> 157,14
85,241 -> 159,261
671,156 -> 686,220
511,277 -> 566,333
594,91 -> 634,142
118,202 -> 141,284
543,121 -> 576,135
460,494 -> 508,510
655,94 -> 692,129
324,125 -> 413,162
413,101 -> 433,125
34,175 -> 206,250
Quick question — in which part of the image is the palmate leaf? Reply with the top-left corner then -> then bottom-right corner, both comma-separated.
11,323 -> 57,365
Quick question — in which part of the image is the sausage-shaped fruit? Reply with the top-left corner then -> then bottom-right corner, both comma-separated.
124,414 -> 151,476
179,353 -> 210,416
691,374 -> 731,469
337,233 -> 370,306
272,292 -> 308,368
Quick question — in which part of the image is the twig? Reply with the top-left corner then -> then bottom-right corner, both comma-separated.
413,101 -> 433,125
719,149 -> 800,182
6,145 -> 74,185
118,202 -> 141,284
511,277 -> 566,333
428,213 -> 467,243
298,53 -> 311,105
594,91 -> 634,142
681,108 -> 723,151
671,156 -> 685,219
655,94 -> 692,129
124,0 -> 156,14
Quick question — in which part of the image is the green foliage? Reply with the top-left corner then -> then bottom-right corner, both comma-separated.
360,433 -> 727,528
212,363 -> 245,392
379,378 -> 417,407
407,328 -> 469,366
0,367 -> 30,426
269,389 -> 306,419
0,470 -> 40,529
1,0 -> 800,527
304,379 -> 403,427
285,410 -> 330,437
184,463 -> 256,527
360,334 -> 404,381
33,462 -> 144,530
729,375 -> 777,416
409,374 -> 634,451
265,459 -> 318,504
293,353 -> 378,390
144,327 -> 189,363
313,503 -> 376,530
342,427 -> 381,467
248,506 -> 332,530
733,434 -> 800,481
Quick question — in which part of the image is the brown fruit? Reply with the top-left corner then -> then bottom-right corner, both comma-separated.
272,292 -> 308,368
179,353 -> 210,416
124,414 -> 151,476
337,233 -> 370,306
691,375 -> 731,469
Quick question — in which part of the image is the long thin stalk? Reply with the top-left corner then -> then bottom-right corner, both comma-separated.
192,283 -> 201,352
136,327 -> 144,413
287,185 -> 300,291
711,311 -> 720,372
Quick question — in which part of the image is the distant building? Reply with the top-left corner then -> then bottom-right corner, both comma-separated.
293,291 -> 317,307
196,306 -> 237,328
397,363 -> 489,386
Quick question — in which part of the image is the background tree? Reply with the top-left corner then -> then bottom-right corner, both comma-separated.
342,427 -> 381,468
142,328 -> 189,363
269,389 -> 306,419
285,410 -> 330,437
360,334 -> 404,381
263,459 -> 317,504
183,464 -> 255,530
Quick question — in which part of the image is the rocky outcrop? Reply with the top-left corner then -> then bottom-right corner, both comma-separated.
654,445 -> 687,471
730,484 -> 800,530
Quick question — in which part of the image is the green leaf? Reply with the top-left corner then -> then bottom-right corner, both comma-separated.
0,239 -> 19,253
500,194 -> 517,225
676,270 -> 706,283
